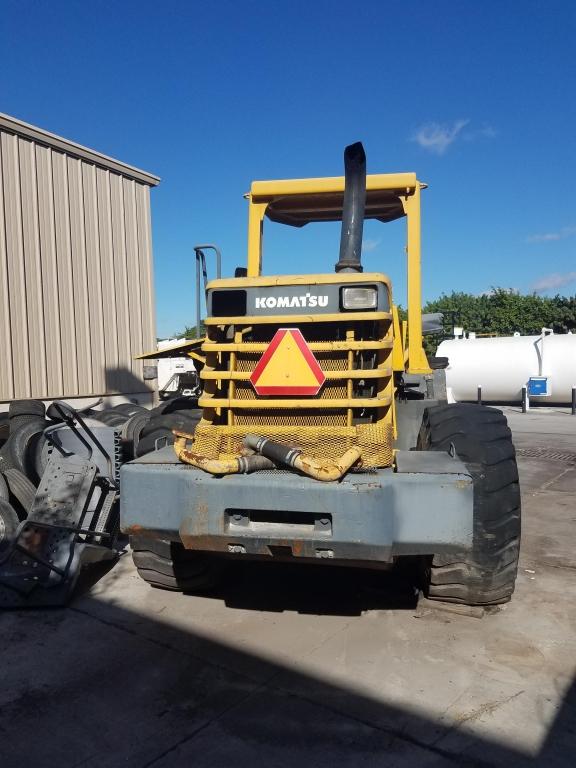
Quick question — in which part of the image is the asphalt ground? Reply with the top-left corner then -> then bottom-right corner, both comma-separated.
1,406 -> 575,767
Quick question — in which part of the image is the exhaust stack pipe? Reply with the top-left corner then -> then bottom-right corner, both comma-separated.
335,142 -> 366,273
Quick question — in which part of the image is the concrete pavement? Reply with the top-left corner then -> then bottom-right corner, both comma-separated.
1,407 -> 575,767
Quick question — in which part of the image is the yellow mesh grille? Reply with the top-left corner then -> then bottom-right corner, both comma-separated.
236,351 -> 348,373
236,354 -> 261,372
234,381 -> 348,400
189,422 -> 394,469
198,317 -> 394,468
234,410 -> 347,427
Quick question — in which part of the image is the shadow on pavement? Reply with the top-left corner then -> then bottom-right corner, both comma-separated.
205,558 -> 420,615
2,571 -> 575,768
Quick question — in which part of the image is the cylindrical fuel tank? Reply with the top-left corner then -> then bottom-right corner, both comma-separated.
437,332 -> 576,403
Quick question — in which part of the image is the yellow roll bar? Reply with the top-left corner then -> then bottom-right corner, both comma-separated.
244,172 -> 430,374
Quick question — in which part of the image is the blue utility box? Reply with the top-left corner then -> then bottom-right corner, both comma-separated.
527,377 -> 550,397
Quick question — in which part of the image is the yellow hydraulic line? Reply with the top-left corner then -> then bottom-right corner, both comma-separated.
173,434 -> 274,475
292,448 -> 362,482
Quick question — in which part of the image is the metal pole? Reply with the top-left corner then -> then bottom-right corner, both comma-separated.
477,385 -> 482,405
195,252 -> 201,339
572,386 -> 576,416
522,386 -> 528,413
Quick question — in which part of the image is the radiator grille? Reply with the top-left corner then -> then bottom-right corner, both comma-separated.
195,317 -> 395,468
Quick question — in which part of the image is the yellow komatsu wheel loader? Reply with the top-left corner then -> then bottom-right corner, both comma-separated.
124,143 -> 521,606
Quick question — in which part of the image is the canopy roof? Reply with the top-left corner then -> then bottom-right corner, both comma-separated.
250,173 -> 424,227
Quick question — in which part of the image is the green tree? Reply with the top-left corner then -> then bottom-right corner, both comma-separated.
176,320 -> 206,339
424,289 -> 576,340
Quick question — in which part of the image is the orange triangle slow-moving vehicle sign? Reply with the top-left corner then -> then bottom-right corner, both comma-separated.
250,328 -> 326,396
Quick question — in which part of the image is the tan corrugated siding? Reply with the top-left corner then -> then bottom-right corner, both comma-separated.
82,162 -> 106,393
19,137 -> 47,397
0,121 -> 157,402
0,137 -> 14,399
2,132 -> 31,399
67,156 -> 92,393
36,144 -> 64,396
123,178 -> 145,381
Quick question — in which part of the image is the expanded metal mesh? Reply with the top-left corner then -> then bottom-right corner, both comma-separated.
234,410 -> 348,427
234,381 -> 348,401
190,422 -> 394,469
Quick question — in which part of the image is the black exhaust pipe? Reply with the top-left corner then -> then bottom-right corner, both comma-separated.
335,142 -> 366,273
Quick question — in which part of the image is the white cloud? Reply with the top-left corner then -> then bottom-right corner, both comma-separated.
526,226 -> 576,243
463,124 -> 498,141
411,120 -> 497,155
479,125 -> 497,139
530,271 -> 576,294
362,238 -> 381,253
412,119 -> 470,155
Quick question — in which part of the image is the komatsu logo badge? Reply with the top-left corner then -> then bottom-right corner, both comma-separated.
255,294 -> 329,310
250,328 -> 326,396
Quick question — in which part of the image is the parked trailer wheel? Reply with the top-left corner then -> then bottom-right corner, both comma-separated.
130,536 -> 224,591
418,403 -> 521,605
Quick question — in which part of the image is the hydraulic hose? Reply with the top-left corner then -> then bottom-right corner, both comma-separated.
243,434 -> 361,482
173,434 -> 275,475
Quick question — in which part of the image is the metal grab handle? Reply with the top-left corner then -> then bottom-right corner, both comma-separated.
194,244 -> 222,338
46,401 -> 116,487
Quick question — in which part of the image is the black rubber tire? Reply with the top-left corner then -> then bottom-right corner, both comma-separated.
2,467 -> 36,517
418,403 -> 521,606
1,421 -> 47,484
0,413 -> 9,447
130,536 -> 224,591
92,409 -> 127,427
135,428 -> 174,457
113,403 -> 146,417
135,410 -> 201,456
0,499 -> 20,559
140,410 -> 201,438
121,410 -> 152,460
0,472 -> 8,501
9,399 -> 46,420
151,397 -> 200,417
9,400 -> 46,435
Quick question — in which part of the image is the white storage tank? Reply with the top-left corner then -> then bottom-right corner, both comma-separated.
437,331 -> 576,404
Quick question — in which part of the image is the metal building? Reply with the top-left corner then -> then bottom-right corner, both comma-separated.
0,112 -> 160,409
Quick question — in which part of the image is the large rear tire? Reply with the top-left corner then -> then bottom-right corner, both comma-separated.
418,403 -> 521,605
130,536 -> 223,591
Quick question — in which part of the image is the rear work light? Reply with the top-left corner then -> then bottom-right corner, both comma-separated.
341,286 -> 377,310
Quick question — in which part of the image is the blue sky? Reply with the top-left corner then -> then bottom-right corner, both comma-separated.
2,0 -> 575,337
